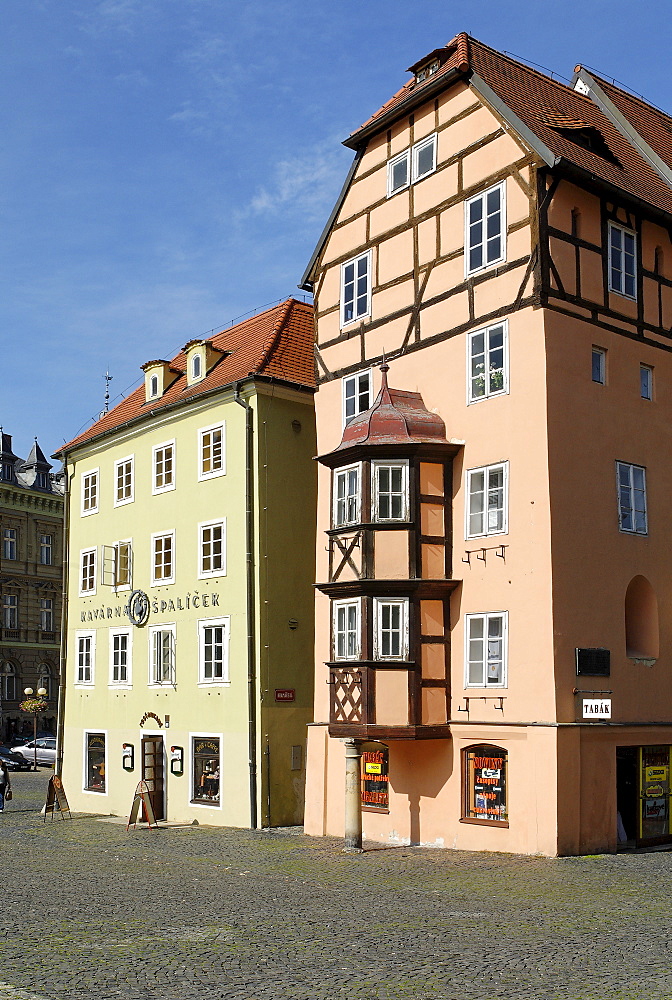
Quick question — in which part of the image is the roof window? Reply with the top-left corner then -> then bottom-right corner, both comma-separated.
415,60 -> 439,84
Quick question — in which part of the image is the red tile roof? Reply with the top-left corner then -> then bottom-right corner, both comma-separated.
347,34 -> 672,218
58,298 -> 315,456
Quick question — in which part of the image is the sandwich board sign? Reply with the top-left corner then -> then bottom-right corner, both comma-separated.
126,779 -> 158,831
44,775 -> 71,822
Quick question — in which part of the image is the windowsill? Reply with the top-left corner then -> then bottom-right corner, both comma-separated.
152,486 -> 176,496
198,572 -> 227,581
147,683 -> 175,689
81,509 -> 99,517
83,787 -> 107,795
190,797 -> 222,808
467,390 -> 508,405
151,579 -> 175,587
197,681 -> 231,688
340,314 -> 371,331
74,683 -> 95,689
109,684 -> 133,690
628,656 -> 657,667
198,470 -> 226,482
465,258 -> 506,280
460,817 -> 509,829
465,530 -> 508,541
609,288 -> 637,301
113,498 -> 134,508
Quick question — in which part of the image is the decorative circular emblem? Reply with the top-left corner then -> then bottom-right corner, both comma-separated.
126,590 -> 150,627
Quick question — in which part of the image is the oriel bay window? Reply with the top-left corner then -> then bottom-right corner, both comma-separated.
372,461 -> 408,521
463,745 -> 508,825
333,599 -> 361,660
465,612 -> 507,688
374,598 -> 409,660
334,465 -> 361,527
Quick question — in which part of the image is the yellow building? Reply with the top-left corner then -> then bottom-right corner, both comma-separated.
55,299 -> 316,826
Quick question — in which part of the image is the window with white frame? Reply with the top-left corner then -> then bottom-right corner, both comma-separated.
465,182 -> 505,275
465,612 -> 507,687
80,548 -> 97,595
372,461 -> 408,521
341,251 -> 371,327
374,598 -> 409,659
466,463 -> 508,538
387,134 -> 437,197
192,354 -> 202,380
333,465 -> 361,527
1,661 -> 16,702
76,631 -> 95,684
609,222 -> 637,299
40,598 -> 54,632
149,375 -> 159,398
342,370 -> 372,426
39,533 -> 53,565
198,423 -> 225,480
152,441 -> 175,494
468,322 -> 508,402
149,625 -> 175,685
84,732 -> 106,792
640,365 -> 653,400
199,520 -> 226,578
191,736 -> 221,805
198,617 -> 230,683
2,594 -> 17,629
333,599 -> 361,660
110,628 -> 131,685
81,470 -> 99,515
617,462 -> 647,534
114,456 -> 134,506
592,347 -> 606,384
151,532 -> 174,585
115,540 -> 132,588
2,527 -> 16,560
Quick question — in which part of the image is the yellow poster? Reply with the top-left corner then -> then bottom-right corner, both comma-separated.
645,766 -> 668,783
365,762 -> 382,774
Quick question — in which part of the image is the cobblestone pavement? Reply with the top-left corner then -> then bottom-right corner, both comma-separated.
1,771 -> 671,999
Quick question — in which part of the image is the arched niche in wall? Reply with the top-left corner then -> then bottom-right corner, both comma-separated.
625,575 -> 659,659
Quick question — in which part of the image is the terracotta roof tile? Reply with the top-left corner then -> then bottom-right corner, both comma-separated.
58,298 -> 315,456
349,34 -> 672,218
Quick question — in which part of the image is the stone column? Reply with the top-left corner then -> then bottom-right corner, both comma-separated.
343,737 -> 363,853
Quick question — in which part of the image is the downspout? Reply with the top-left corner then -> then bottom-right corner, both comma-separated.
234,384 -> 258,829
55,458 -> 75,778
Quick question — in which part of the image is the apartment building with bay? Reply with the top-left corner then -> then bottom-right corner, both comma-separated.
301,34 -> 672,854
55,299 -> 316,826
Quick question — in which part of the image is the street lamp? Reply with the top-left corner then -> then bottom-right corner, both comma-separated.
19,686 -> 48,771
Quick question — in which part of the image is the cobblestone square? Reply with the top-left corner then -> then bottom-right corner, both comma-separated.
1,770 -> 670,999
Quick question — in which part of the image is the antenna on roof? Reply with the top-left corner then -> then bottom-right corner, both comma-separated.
98,370 -> 113,420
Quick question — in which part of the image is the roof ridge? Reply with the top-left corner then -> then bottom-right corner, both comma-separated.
258,298 -> 296,374
578,67 -> 672,129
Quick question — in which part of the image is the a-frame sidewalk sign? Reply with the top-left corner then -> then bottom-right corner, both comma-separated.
126,779 -> 158,831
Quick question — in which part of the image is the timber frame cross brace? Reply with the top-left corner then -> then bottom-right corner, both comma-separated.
330,532 -> 362,580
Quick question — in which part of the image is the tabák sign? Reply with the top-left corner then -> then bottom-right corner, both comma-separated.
583,698 -> 611,719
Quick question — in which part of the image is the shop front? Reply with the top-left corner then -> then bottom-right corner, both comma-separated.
617,745 -> 672,848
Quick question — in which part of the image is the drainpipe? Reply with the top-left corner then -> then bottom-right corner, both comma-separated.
55,458 -> 75,779
234,384 -> 258,829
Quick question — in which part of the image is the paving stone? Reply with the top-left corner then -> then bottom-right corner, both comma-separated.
0,770 -> 671,998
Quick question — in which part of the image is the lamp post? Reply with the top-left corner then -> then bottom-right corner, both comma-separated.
19,686 -> 48,772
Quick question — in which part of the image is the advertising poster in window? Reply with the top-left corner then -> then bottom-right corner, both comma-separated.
641,746 -> 670,840
361,743 -> 389,811
465,748 -> 507,823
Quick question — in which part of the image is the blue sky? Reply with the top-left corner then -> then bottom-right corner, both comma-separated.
1,0 -> 670,460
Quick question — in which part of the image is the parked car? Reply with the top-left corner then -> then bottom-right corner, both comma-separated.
10,737 -> 57,766
0,747 -> 32,771
8,731 -> 53,748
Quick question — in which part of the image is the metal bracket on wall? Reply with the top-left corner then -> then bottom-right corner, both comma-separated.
572,688 -> 613,695
462,545 -> 508,565
458,696 -> 506,712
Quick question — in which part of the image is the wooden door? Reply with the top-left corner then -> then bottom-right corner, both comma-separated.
142,736 -> 165,821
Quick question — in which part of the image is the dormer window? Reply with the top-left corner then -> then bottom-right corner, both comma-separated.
415,59 -> 439,84
35,472 -> 49,490
2,464 -> 13,481
141,359 -> 180,403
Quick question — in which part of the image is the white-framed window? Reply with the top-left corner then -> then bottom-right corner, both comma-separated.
151,531 -> 175,585
81,469 -> 99,515
617,461 -> 647,535
387,149 -> 410,197
465,182 -> 506,275
2,594 -> 17,629
191,734 -> 222,807
76,631 -> 95,685
198,423 -> 225,481
39,533 -> 53,565
149,374 -> 159,398
412,133 -> 437,182
149,624 -> 176,686
592,346 -> 606,384
373,598 -> 409,660
2,527 -> 16,560
83,731 -> 107,793
40,598 -> 54,632
465,612 -> 507,688
115,539 -> 132,589
192,354 -> 202,380
608,222 -> 637,299
80,548 -> 97,595
342,370 -> 372,426
199,519 -> 226,579
341,250 -> 371,327
640,365 -> 653,400
372,460 -> 409,521
198,617 -> 230,684
114,455 -> 134,506
387,134 -> 437,197
467,321 -> 508,402
466,463 -> 508,538
109,628 -> 132,686
333,465 -> 361,527
333,599 -> 361,660
152,441 -> 175,494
